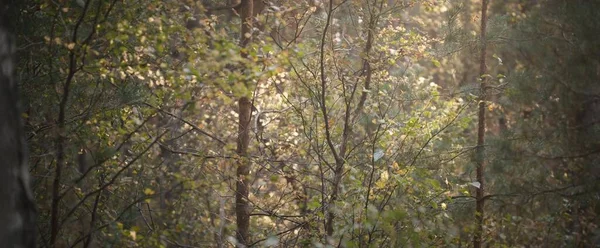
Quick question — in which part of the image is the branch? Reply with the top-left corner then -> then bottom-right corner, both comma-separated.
319,0 -> 340,164
51,0 -> 93,244
143,102 -> 226,145
73,111 -> 157,185
67,194 -> 155,248
59,131 -> 167,228
247,223 -> 305,247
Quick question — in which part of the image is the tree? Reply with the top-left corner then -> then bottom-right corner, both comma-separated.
473,0 -> 488,247
0,1 -> 36,246
11,0 -> 600,247
235,1 -> 254,246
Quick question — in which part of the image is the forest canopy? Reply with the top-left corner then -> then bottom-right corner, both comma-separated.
5,0 -> 600,247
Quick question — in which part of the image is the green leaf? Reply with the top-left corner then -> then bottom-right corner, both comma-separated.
307,197 -> 321,210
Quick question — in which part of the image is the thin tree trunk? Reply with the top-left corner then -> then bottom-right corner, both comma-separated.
235,0 -> 253,247
474,0 -> 489,247
0,3 -> 36,246
459,0 -> 475,87
323,0 -> 380,241
320,0 -> 338,239
49,1 -> 92,245
236,97 -> 252,247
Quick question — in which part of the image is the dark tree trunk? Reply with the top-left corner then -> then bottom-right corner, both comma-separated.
0,1 -> 36,247
474,0 -> 489,247
235,0 -> 254,247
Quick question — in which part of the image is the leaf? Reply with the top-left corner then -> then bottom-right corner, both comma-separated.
144,188 -> 155,195
375,180 -> 387,189
374,149 -> 384,162
493,54 -> 503,65
470,181 -> 481,189
307,198 -> 321,210
426,178 -> 441,190
380,171 -> 389,181
431,58 -> 441,68
480,74 -> 493,80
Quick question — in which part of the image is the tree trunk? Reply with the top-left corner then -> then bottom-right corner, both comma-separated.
236,97 -> 252,247
0,2 -> 36,246
474,0 -> 489,248
235,0 -> 254,247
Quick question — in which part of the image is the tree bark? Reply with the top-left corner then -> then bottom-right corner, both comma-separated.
474,0 -> 489,248
235,0 -> 254,247
236,97 -> 252,247
0,2 -> 36,246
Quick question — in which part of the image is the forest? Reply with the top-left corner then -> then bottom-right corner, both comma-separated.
0,0 -> 599,247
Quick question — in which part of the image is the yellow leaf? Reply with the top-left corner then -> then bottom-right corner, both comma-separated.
380,171 -> 389,181
144,188 -> 155,195
130,230 -> 137,240
375,180 -> 386,189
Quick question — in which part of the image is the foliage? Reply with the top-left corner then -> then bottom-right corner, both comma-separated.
13,0 -> 600,247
